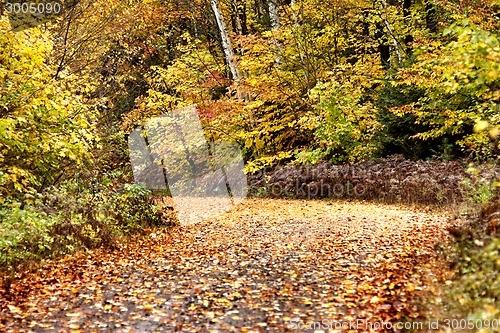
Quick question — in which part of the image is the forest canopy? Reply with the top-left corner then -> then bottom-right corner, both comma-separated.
1,0 -> 499,196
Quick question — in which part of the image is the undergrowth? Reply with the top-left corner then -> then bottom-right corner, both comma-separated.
424,175 -> 500,332
0,171 -> 169,278
248,155 -> 500,206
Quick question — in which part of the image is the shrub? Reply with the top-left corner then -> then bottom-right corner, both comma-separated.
0,172 -> 167,275
0,207 -> 59,274
461,164 -> 500,205
248,155 -> 486,205
432,201 -> 500,331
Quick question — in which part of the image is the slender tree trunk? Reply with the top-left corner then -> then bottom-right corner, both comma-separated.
403,0 -> 411,16
268,0 -> 280,29
291,0 -> 309,89
233,0 -> 248,35
425,0 -> 437,33
403,0 -> 413,55
232,0 -> 247,56
381,0 -> 401,64
376,21 -> 390,69
253,0 -> 263,22
290,0 -> 299,25
232,0 -> 244,35
210,0 -> 242,82
268,0 -> 282,65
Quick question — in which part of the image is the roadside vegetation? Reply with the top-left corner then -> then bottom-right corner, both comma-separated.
426,169 -> 500,332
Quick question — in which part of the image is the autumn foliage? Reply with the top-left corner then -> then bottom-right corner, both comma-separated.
1,0 -> 500,330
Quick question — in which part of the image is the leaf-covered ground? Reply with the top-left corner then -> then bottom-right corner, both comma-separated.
0,198 -> 454,332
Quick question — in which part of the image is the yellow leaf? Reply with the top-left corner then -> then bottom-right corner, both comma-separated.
216,298 -> 233,307
474,120 -> 489,132
489,126 -> 500,139
7,305 -> 22,314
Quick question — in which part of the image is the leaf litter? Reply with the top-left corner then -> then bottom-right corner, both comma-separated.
0,198 -> 454,332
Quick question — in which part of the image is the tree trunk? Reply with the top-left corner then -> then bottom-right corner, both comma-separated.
403,0 -> 413,55
231,0 -> 247,56
376,22 -> 390,69
381,0 -> 401,64
268,0 -> 282,65
211,0 -> 242,82
253,0 -> 263,23
291,0 -> 309,89
268,0 -> 280,29
425,0 -> 437,33
233,0 -> 248,35
403,0 -> 411,16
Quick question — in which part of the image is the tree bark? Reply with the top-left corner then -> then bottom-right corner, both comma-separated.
425,0 -> 437,33
231,0 -> 247,56
233,0 -> 248,35
210,0 -> 242,82
268,0 -> 282,65
376,22 -> 390,69
268,0 -> 280,29
291,0 -> 309,89
403,0 -> 413,55
403,0 -> 411,17
381,0 -> 401,64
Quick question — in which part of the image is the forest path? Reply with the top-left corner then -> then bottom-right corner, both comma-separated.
1,198 -> 453,332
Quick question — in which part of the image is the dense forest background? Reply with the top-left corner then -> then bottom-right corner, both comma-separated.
1,0 -> 499,270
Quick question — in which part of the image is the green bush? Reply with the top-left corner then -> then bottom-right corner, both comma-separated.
0,172 -> 163,275
0,207 -> 59,274
440,237 -> 500,329
304,81 -> 378,164
431,192 -> 500,332
461,164 -> 500,205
